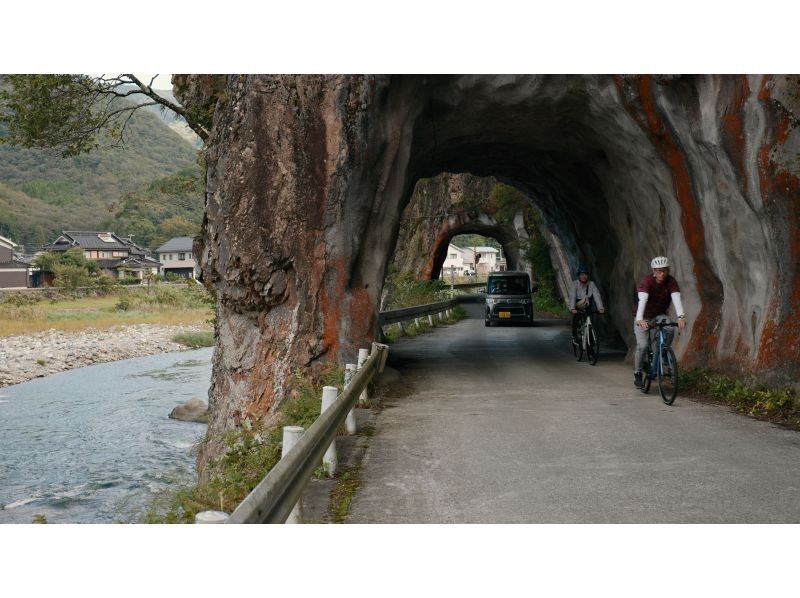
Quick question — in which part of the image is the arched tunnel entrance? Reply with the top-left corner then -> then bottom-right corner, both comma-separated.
193,74 -> 799,470
385,170 -> 619,343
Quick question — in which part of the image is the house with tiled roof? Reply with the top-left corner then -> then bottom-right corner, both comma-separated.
0,234 -> 35,288
43,231 -> 161,280
156,237 -> 199,279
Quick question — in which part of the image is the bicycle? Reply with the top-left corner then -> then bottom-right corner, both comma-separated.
572,309 -> 600,365
639,318 -> 679,405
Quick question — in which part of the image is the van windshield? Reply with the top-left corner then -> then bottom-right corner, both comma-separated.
487,275 -> 529,295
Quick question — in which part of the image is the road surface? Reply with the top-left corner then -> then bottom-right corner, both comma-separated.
347,304 -> 800,523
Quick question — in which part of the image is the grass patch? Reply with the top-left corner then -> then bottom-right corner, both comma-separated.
144,364 -> 345,523
327,464 -> 362,523
172,331 -> 215,348
680,369 -> 799,429
382,306 -> 465,343
0,287 -> 214,336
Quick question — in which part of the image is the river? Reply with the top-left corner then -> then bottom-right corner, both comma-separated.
0,348 -> 212,523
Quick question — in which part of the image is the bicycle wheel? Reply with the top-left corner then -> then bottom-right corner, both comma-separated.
640,351 -> 652,393
586,326 -> 599,365
658,347 -> 678,405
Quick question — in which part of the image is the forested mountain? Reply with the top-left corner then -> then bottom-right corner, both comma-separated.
0,97 -> 198,252
103,164 -> 204,250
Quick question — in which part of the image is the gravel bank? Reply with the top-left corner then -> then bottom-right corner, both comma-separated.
0,324 -> 213,388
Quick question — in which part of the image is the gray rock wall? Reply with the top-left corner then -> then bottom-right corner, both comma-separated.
184,74 -> 800,473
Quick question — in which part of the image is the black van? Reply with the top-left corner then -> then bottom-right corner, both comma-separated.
484,271 -> 534,326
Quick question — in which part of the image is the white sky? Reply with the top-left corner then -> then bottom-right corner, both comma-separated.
138,74 -> 172,90
2,1 -> 798,72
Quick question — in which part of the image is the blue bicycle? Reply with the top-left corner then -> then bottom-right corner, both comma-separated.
639,318 -> 679,405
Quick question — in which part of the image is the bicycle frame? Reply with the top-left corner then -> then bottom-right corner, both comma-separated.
644,320 -> 677,379
642,318 -> 680,404
580,312 -> 593,350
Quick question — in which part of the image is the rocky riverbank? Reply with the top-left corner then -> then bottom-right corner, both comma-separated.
0,323 -> 213,388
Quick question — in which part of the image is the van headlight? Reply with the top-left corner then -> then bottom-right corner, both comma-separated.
521,298 -> 531,305
486,298 -> 496,305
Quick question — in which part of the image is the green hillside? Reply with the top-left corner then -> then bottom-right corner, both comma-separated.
0,99 -> 198,251
103,164 -> 204,250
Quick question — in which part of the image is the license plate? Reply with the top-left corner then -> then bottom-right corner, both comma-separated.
499,311 -> 511,318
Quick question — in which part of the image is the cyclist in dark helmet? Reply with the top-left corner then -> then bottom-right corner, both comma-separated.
633,256 -> 687,388
568,264 -> 605,344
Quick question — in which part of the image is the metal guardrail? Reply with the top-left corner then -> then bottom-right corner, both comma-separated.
450,282 -> 485,290
198,293 -> 477,524
378,298 -> 459,326
221,342 -> 389,524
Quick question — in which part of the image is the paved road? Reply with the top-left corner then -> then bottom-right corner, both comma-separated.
347,304 -> 800,523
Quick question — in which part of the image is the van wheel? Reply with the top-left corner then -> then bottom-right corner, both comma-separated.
485,320 -> 492,327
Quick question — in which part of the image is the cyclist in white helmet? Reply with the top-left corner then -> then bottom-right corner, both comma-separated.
633,256 -> 687,388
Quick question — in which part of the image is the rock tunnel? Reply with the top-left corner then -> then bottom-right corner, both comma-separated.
177,74 -> 800,471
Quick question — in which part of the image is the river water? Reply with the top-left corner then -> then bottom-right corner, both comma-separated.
0,348 -> 212,524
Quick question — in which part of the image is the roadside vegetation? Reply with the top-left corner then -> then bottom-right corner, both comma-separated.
383,269 -> 451,309
382,305 -> 466,343
0,284 -> 214,336
680,369 -> 799,429
524,233 -> 569,318
172,330 -> 215,348
144,365 -> 345,523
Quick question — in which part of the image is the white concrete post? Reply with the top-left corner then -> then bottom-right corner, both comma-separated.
428,314 -> 434,326
282,425 -> 305,523
344,363 -> 357,434
399,320 -> 407,336
372,342 -> 390,373
321,386 -> 338,475
414,317 -> 420,328
438,311 -> 444,322
195,510 -> 229,524
357,347 -> 370,406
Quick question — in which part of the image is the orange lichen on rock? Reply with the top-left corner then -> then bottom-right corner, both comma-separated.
622,75 -> 724,360
320,256 -> 347,357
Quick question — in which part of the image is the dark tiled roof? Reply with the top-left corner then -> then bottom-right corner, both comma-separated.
45,231 -> 130,251
0,257 -> 30,268
96,259 -> 124,268
156,237 -> 194,253
121,256 -> 162,269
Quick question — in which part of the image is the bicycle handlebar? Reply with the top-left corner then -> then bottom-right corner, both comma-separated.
646,319 -> 679,328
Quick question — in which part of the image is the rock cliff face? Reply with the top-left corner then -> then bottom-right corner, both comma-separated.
180,75 -> 800,473
387,174 -> 535,284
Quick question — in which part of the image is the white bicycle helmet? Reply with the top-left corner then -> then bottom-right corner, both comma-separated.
651,256 -> 670,268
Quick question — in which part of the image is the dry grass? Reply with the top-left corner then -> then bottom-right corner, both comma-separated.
0,294 -> 213,337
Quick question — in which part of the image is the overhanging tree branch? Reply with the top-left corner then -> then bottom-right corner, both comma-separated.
0,74 -> 210,157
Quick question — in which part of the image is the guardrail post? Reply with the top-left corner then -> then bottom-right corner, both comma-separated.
357,348 -> 370,406
399,320 -> 407,336
414,317 -> 420,328
283,425 -> 306,523
438,311 -> 443,322
372,342 -> 389,373
428,314 -> 434,327
344,363 -> 358,434
195,510 -> 229,524
321,386 -> 338,475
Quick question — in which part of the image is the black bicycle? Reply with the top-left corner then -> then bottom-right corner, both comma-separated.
639,318 -> 679,405
572,309 -> 600,366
